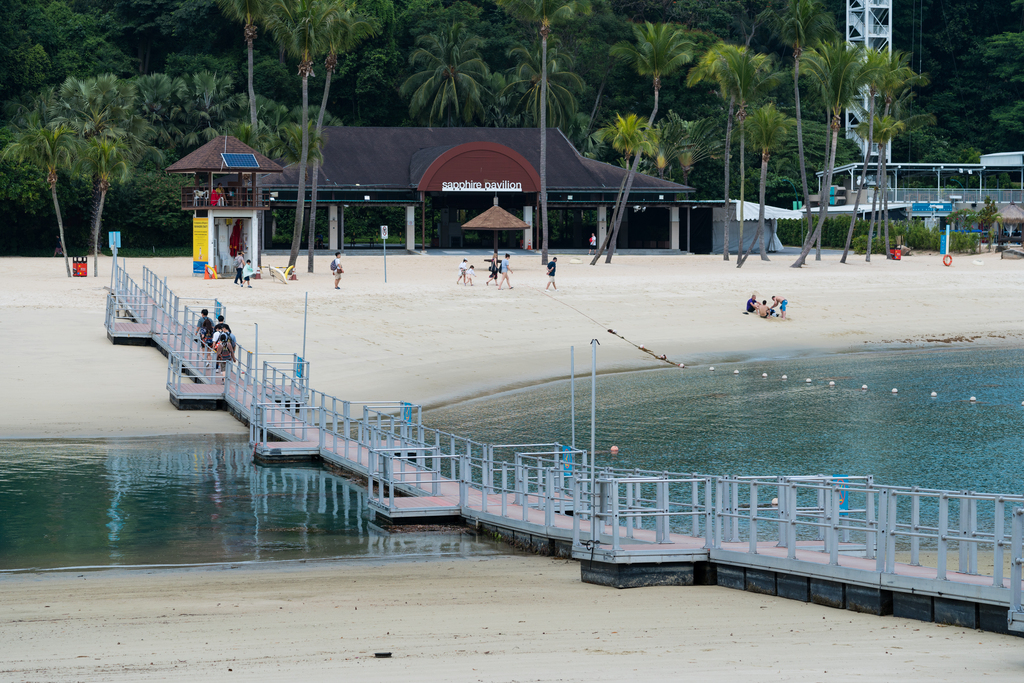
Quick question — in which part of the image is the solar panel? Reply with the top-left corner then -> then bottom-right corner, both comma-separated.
221,153 -> 259,168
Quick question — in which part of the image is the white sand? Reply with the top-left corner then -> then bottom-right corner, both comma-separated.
2,251 -> 1023,680
2,251 -> 1021,437
2,555 -> 1023,682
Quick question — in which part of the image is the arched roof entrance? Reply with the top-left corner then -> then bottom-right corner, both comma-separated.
415,142 -> 540,194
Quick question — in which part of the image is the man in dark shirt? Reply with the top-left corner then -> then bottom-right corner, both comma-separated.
745,293 -> 757,314
546,257 -> 557,291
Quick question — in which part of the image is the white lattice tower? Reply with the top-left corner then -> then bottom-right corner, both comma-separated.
846,0 -> 892,161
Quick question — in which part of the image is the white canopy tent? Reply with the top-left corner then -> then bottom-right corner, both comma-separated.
711,201 -> 800,254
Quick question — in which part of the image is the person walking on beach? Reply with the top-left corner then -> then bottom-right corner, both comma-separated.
465,264 -> 476,286
589,233 -> 597,255
497,253 -> 513,290
457,259 -> 468,285
242,259 -> 253,288
233,252 -> 245,286
545,257 -> 557,290
330,252 -> 344,290
486,252 -> 500,285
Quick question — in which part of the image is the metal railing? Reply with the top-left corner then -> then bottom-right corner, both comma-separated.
1010,508 -> 1023,631
181,187 -> 266,209
166,349 -> 225,395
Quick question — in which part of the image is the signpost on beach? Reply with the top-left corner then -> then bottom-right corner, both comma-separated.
381,225 -> 389,283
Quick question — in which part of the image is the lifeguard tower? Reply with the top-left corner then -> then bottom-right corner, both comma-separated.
166,136 -> 282,276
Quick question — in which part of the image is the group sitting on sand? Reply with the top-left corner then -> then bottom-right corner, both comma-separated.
744,293 -> 788,319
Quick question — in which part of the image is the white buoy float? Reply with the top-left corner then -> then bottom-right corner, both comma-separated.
862,385 -> 868,390
931,391 -> 937,397
639,344 -> 645,349
678,363 -> 685,368
762,373 -> 768,378
970,396 -> 977,403
733,369 -> 739,375
805,378 -> 812,383
709,366 -> 715,371
781,375 -> 788,380
892,388 -> 898,394
771,497 -> 779,506
829,381 -> 835,387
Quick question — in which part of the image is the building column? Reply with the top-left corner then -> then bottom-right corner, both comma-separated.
249,210 -> 259,263
670,206 -> 680,250
405,205 -> 415,252
597,206 -> 607,246
328,205 -> 338,250
523,206 -> 533,250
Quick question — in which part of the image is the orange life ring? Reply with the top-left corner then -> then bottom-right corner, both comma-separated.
942,254 -> 953,267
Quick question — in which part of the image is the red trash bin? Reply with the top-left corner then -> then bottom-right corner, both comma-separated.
72,256 -> 87,276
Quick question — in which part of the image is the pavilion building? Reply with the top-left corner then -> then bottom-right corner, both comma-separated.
258,127 -> 706,252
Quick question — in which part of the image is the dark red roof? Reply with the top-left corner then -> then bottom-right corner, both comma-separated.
166,136 -> 283,174
260,128 -> 689,193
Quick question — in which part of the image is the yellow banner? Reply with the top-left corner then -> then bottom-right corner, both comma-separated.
192,217 -> 208,274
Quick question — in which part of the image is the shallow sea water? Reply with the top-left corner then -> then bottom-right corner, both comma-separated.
0,435 -> 502,571
424,347 -> 1024,494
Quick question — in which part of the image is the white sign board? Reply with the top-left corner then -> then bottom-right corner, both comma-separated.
380,225 -> 388,239
441,181 -> 523,192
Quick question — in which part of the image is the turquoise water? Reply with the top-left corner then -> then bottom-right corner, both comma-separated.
0,436 -> 502,571
3,348 -> 1022,570
424,347 -> 1024,495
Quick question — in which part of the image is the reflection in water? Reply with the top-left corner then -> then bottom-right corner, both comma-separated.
0,436 -> 503,570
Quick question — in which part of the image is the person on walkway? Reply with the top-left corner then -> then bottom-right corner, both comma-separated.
197,309 -> 212,338
214,332 -> 235,375
457,259 -> 468,285
486,252 -> 500,285
199,317 -> 215,347
465,264 -> 476,286
589,233 -> 597,255
330,252 -> 344,290
233,252 -> 245,286
242,260 -> 254,288
497,254 -> 513,290
545,257 -> 557,291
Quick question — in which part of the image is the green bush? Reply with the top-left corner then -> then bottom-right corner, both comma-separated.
851,235 -> 887,254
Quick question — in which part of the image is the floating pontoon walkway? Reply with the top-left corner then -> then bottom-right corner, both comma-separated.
104,261 -> 1024,637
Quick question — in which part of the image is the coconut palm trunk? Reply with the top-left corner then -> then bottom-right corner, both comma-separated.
91,182 -> 109,277
307,57 -> 334,272
754,151 -> 769,261
865,150 -> 883,261
539,26 -> 549,264
881,144 -> 891,257
793,48 -> 814,246
589,170 -> 627,265
841,94 -> 875,263
735,106 -> 747,267
50,179 -> 71,277
722,96 -> 735,261
605,153 -> 641,262
289,64 -> 312,270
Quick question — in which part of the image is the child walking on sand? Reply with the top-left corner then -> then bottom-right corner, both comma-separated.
465,264 -> 475,286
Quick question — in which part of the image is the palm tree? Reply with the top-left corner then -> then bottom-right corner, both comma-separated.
497,0 -> 592,265
215,0 -> 269,129
50,74 -> 160,269
307,4 -> 375,266
738,103 -> 793,267
691,45 -> 778,261
610,22 -> 695,126
589,113 -> 653,264
505,42 -> 583,128
2,119 -> 80,276
267,0 -> 339,270
839,48 -> 888,263
177,71 -> 246,148
400,23 -> 490,127
675,117 -> 718,187
135,73 -> 185,151
766,0 -> 837,247
791,40 -> 866,268
76,138 -> 131,276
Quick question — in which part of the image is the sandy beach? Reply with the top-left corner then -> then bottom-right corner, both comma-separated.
2,251 -> 1024,680
2,251 -> 1022,437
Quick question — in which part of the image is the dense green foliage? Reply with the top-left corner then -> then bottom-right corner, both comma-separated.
778,216 -> 981,253
1,0 -> 1021,254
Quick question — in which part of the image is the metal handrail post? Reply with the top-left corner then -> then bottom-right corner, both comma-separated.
1010,508 -> 1022,615
656,479 -> 669,543
937,494 -> 949,580
994,499 -> 1005,587
703,478 -> 713,549
787,483 -> 797,560
959,496 -> 969,574
610,481 -> 620,552
866,487 -> 877,560
749,482 -> 758,554
911,489 -> 921,565
545,468 -> 554,529
829,485 -> 840,565
691,480 -> 700,537
731,480 -> 739,542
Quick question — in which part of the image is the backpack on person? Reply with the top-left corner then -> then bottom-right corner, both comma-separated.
216,338 -> 234,362
331,258 -> 343,274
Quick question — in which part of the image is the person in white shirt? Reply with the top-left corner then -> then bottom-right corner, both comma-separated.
330,252 -> 344,290
465,265 -> 475,286
457,259 -> 468,285
497,254 -> 513,290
